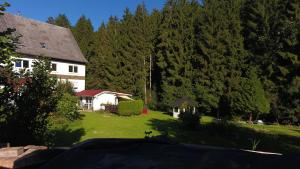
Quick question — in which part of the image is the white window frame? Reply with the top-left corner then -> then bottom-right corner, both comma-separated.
69,65 -> 78,73
51,63 -> 57,72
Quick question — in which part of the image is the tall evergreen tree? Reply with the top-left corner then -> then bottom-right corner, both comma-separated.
156,0 -> 199,109
241,0 -> 282,120
195,0 -> 246,115
231,68 -> 270,121
87,19 -> 119,90
113,5 -> 154,98
72,15 -> 95,61
274,0 -> 300,122
47,14 -> 71,28
86,23 -> 110,89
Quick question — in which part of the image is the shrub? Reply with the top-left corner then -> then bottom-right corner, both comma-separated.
55,81 -> 75,98
57,93 -> 79,120
117,100 -> 144,116
179,110 -> 201,130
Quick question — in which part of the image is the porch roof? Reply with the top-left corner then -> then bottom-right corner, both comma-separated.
76,89 -> 132,97
76,90 -> 103,97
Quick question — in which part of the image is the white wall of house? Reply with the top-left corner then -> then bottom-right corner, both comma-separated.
12,56 -> 86,92
93,93 -> 118,111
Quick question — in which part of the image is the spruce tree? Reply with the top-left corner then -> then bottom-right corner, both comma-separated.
47,14 -> 71,28
86,23 -> 110,89
195,0 -> 246,115
274,0 -> 300,122
156,0 -> 199,109
113,5 -> 154,98
72,15 -> 95,61
231,68 -> 270,121
241,0 -> 282,121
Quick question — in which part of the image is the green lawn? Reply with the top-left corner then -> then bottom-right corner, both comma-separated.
51,111 -> 300,154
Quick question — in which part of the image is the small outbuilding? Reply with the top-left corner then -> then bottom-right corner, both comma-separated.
76,90 -> 133,111
172,97 -> 197,118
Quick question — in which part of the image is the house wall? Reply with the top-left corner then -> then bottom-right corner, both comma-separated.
93,93 -> 118,111
12,56 -> 86,92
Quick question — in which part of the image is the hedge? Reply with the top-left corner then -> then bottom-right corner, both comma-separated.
117,100 -> 144,116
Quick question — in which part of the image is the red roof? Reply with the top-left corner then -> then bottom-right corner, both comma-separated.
76,90 -> 103,97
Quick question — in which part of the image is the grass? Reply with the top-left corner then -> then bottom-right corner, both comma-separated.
51,111 -> 300,154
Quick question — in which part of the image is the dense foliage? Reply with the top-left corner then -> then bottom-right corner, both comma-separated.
0,58 -> 58,145
56,93 -> 79,121
1,4 -> 79,144
48,0 -> 300,124
117,100 -> 144,116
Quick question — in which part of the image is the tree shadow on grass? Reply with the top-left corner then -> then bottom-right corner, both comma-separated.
147,118 -> 300,154
50,126 -> 85,147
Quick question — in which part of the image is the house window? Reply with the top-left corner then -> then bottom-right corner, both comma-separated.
23,60 -> 29,68
15,60 -> 30,68
51,63 -> 57,71
74,66 -> 78,73
69,65 -> 78,73
73,82 -> 78,90
69,65 -> 73,72
15,60 -> 22,67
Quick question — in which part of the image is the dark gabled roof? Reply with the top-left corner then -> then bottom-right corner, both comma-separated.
0,13 -> 87,64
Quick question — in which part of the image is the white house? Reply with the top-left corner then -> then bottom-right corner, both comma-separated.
0,13 -> 87,92
76,90 -> 133,111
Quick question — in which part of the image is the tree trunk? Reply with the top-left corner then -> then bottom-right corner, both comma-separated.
249,112 -> 253,124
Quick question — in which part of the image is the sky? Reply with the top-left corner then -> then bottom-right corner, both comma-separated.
3,0 -> 165,30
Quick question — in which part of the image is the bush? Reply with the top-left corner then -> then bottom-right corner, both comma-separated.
55,81 -> 75,98
57,93 -> 79,120
179,110 -> 201,130
117,100 -> 144,116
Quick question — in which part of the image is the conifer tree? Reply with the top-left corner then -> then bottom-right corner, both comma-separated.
47,14 -> 71,28
195,0 -> 246,115
156,0 -> 199,109
113,5 -> 154,98
72,15 -> 95,61
274,0 -> 300,122
86,23 -> 110,89
231,68 -> 270,121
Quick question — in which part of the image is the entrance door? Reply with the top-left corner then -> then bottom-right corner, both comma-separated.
85,97 -> 93,110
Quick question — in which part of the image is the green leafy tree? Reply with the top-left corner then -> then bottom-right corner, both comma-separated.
14,59 -> 57,144
1,58 -> 57,145
55,81 -> 75,98
57,93 -> 79,121
0,2 -> 19,141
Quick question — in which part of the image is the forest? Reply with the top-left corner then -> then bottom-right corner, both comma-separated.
47,0 -> 300,124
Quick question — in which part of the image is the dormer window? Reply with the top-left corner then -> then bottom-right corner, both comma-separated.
40,42 -> 46,48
